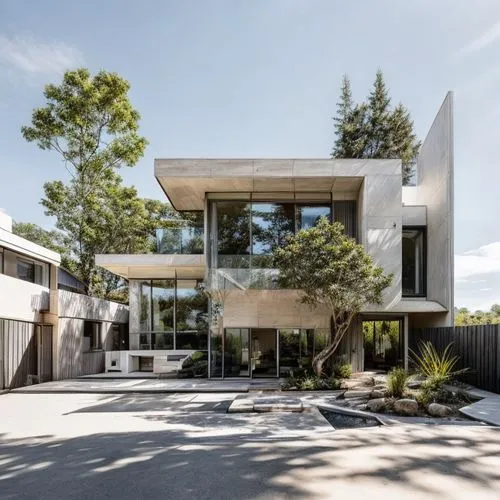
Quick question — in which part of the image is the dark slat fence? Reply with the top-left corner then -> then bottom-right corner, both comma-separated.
410,325 -> 500,394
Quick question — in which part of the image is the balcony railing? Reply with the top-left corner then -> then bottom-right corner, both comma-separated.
156,226 -> 204,254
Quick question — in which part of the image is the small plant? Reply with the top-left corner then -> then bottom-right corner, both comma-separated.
410,341 -> 467,389
387,368 -> 410,398
333,362 -> 352,379
281,374 -> 341,391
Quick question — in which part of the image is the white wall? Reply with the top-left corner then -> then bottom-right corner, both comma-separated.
58,290 -> 128,322
0,273 -> 49,322
414,93 -> 454,325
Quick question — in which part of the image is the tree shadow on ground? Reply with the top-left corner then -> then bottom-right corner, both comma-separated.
1,401 -> 500,499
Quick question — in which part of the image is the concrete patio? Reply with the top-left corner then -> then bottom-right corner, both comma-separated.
0,391 -> 499,499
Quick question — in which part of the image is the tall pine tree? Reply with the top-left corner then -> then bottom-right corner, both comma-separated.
332,70 -> 420,185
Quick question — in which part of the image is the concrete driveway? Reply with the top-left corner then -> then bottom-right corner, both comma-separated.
0,392 -> 499,499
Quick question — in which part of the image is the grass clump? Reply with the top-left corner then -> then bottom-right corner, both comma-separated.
387,368 -> 410,398
281,373 -> 341,391
333,362 -> 352,379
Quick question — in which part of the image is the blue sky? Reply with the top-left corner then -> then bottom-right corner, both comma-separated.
0,0 -> 499,310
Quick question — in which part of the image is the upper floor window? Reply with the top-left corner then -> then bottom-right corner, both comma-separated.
16,257 -> 48,287
402,228 -> 426,297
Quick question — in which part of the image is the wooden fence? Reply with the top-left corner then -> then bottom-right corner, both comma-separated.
410,325 -> 500,394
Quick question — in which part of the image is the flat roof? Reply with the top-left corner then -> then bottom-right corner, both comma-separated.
155,158 -> 401,210
95,254 -> 205,280
0,227 -> 61,266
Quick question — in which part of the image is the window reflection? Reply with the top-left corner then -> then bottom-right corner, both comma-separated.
402,229 -> 425,296
297,205 -> 331,230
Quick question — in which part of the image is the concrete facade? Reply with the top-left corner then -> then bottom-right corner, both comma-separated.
96,93 -> 454,376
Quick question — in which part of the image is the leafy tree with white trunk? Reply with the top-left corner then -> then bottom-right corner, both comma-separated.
274,217 -> 392,376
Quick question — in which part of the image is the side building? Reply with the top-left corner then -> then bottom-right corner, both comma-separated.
0,210 -> 128,389
96,93 -> 454,378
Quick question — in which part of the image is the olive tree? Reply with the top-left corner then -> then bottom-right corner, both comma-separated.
274,217 -> 392,375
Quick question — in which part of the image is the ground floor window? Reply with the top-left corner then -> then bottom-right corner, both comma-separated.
83,321 -> 102,351
210,327 -> 330,378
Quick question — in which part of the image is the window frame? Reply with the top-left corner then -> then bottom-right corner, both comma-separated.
83,321 -> 102,352
401,226 -> 427,298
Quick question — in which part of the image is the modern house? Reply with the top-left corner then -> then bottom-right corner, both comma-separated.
96,92 -> 453,378
0,209 -> 128,389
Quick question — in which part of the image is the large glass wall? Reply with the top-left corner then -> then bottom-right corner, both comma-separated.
212,201 -> 335,289
402,228 -> 425,296
176,280 -> 209,350
132,279 -> 208,351
278,328 -> 317,377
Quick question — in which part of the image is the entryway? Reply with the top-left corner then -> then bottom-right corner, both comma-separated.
224,328 -> 278,378
362,319 -> 404,371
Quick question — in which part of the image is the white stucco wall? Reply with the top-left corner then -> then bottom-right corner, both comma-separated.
0,273 -> 49,322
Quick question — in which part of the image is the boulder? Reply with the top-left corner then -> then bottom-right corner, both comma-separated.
372,384 -> 388,391
370,389 -> 386,399
393,398 -> 418,416
367,398 -> 386,413
428,403 -> 453,418
343,390 -> 372,399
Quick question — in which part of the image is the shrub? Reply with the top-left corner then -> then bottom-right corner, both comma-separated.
410,341 -> 467,389
281,374 -> 341,391
333,362 -> 352,379
387,368 -> 410,398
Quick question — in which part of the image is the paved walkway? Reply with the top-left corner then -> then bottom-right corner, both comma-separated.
0,392 -> 499,499
11,377 -> 281,394
457,385 -> 500,426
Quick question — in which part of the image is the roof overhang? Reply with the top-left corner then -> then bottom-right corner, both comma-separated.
363,299 -> 448,315
95,254 -> 205,280
155,158 -> 401,210
0,228 -> 61,266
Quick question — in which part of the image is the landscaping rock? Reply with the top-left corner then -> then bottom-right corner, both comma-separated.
367,398 -> 386,413
408,380 -> 423,389
343,390 -> 372,399
370,389 -> 386,399
394,398 -> 418,416
428,403 -> 453,418
372,384 -> 388,391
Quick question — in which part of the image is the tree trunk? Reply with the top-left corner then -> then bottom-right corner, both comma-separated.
312,313 -> 352,376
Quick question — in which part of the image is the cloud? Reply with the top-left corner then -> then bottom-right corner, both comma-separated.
456,20 -> 500,58
455,242 -> 500,280
0,34 -> 84,77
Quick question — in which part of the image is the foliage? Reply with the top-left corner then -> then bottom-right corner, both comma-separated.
387,368 -> 410,398
455,305 -> 500,326
274,217 -> 392,376
333,362 -> 352,379
21,68 -> 176,298
281,374 -> 341,391
416,384 -> 471,408
12,222 -> 76,272
332,71 -> 421,185
410,341 -> 467,387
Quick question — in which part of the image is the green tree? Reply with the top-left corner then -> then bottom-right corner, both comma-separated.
274,217 -> 392,375
21,68 -> 174,297
332,70 -> 421,185
12,221 -> 76,272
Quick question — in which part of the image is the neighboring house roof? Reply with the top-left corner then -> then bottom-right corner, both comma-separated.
57,268 -> 86,294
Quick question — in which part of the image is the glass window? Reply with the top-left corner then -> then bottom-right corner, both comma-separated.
83,321 -> 102,351
217,202 -> 250,268
251,203 -> 295,259
297,205 -> 331,230
176,279 -> 208,350
152,280 -> 175,332
139,281 -> 152,331
17,259 -> 34,283
402,229 -> 425,296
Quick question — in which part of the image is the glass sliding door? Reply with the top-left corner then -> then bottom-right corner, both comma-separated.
224,328 -> 250,377
251,329 -> 278,377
